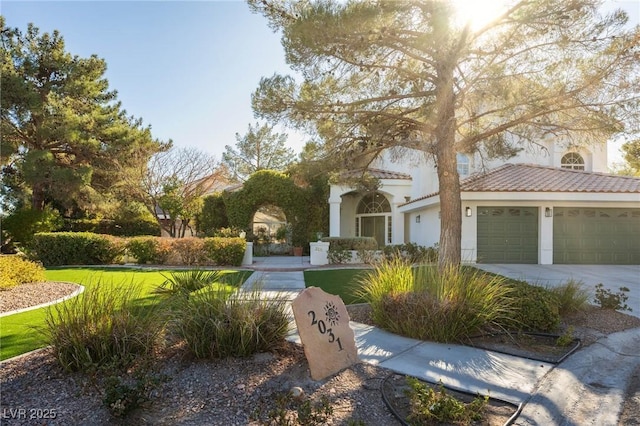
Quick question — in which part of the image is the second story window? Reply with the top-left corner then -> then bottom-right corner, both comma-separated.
561,152 -> 585,170
457,153 -> 470,177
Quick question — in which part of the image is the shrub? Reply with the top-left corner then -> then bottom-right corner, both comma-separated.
203,237 -> 245,266
549,280 -> 590,315
170,287 -> 290,358
321,237 -> 378,250
2,206 -> 63,248
42,284 -> 164,372
126,237 -> 171,265
327,248 -> 353,264
30,232 -> 124,266
501,282 -> 560,332
171,237 -> 207,265
406,378 -> 488,425
359,263 -> 514,342
0,256 -> 46,289
155,269 -> 225,298
382,242 -> 438,263
593,284 -> 632,311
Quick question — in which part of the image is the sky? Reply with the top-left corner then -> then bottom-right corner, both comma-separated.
2,0 -> 639,166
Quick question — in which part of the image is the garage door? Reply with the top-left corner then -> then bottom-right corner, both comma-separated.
477,207 -> 538,263
553,208 -> 640,264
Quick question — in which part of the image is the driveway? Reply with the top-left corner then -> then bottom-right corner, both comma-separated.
474,264 -> 640,318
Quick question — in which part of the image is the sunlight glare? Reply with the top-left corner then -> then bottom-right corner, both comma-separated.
452,0 -> 510,30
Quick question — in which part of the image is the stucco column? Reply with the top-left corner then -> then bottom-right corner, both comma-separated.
540,205 -> 554,264
329,201 -> 341,237
392,202 -> 405,245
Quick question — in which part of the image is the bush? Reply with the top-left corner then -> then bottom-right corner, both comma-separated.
356,261 -> 514,342
593,283 -> 632,311
549,280 -> 590,315
406,378 -> 488,425
42,284 -> 164,372
155,269 -> 225,298
321,237 -> 378,250
2,206 -> 63,248
382,242 -> 438,263
0,256 -> 46,289
501,282 -> 560,332
197,194 -> 229,237
170,287 -> 290,358
203,237 -> 246,266
171,237 -> 207,265
31,232 -> 124,266
126,237 -> 172,265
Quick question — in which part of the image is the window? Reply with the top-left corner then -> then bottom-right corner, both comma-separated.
561,152 -> 585,170
357,193 -> 391,214
457,153 -> 470,176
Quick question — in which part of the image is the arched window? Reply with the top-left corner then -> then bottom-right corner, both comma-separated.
357,193 -> 391,214
457,153 -> 470,176
561,152 -> 585,170
356,192 -> 391,247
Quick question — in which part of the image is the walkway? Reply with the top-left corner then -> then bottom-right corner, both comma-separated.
241,257 -> 640,424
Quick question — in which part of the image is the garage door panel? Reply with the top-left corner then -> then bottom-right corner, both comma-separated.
477,206 -> 538,264
554,208 -> 640,265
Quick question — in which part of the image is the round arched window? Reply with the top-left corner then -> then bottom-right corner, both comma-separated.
561,152 -> 585,170
357,193 -> 391,214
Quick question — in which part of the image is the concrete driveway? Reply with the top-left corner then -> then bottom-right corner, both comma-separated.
474,264 -> 640,318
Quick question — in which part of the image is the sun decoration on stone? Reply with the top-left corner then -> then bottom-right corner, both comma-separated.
324,301 -> 340,326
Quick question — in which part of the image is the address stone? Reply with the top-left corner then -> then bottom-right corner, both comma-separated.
292,286 -> 359,380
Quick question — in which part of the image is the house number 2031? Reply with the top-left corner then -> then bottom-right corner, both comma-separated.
307,301 -> 344,351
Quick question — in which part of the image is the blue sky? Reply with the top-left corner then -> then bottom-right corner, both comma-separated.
2,1 -> 638,165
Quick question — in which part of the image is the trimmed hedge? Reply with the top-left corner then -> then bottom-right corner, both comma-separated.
204,237 -> 245,266
321,237 -> 378,250
126,237 -> 172,264
31,233 -> 246,267
0,256 -> 47,289
31,232 -> 125,267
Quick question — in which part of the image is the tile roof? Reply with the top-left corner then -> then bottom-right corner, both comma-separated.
403,163 -> 640,205
461,163 -> 640,193
341,167 -> 413,180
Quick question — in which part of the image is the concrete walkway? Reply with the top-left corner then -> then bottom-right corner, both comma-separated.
241,257 -> 640,423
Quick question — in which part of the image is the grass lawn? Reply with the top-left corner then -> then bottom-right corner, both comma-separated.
0,267 -> 252,361
303,269 -> 369,305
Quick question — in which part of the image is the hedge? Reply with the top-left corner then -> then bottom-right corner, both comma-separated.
31,233 -> 125,267
321,237 -> 378,250
62,218 -> 160,237
31,233 -> 247,267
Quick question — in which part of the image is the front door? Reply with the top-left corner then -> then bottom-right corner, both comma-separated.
361,216 -> 386,248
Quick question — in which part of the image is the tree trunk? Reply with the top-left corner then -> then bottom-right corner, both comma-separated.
31,183 -> 46,212
434,60 -> 462,270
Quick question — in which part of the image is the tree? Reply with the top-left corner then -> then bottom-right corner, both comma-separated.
621,139 -> 640,176
249,0 -> 640,268
222,122 -> 295,181
0,19 -> 165,215
121,146 -> 225,237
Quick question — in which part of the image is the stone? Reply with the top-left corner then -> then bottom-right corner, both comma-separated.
291,286 -> 359,380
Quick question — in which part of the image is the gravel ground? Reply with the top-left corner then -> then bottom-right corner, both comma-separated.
1,282 -> 639,425
0,282 -> 80,314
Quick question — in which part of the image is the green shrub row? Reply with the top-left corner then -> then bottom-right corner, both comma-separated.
31,232 -> 125,267
0,256 -> 47,289
321,237 -> 378,250
30,233 -> 246,267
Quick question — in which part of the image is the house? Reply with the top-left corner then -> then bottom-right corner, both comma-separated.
328,139 -> 640,265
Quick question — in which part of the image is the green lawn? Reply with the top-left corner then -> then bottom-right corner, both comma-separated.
0,267 -> 252,361
303,269 -> 369,305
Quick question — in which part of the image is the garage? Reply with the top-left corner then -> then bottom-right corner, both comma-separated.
477,207 -> 538,263
553,208 -> 640,264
